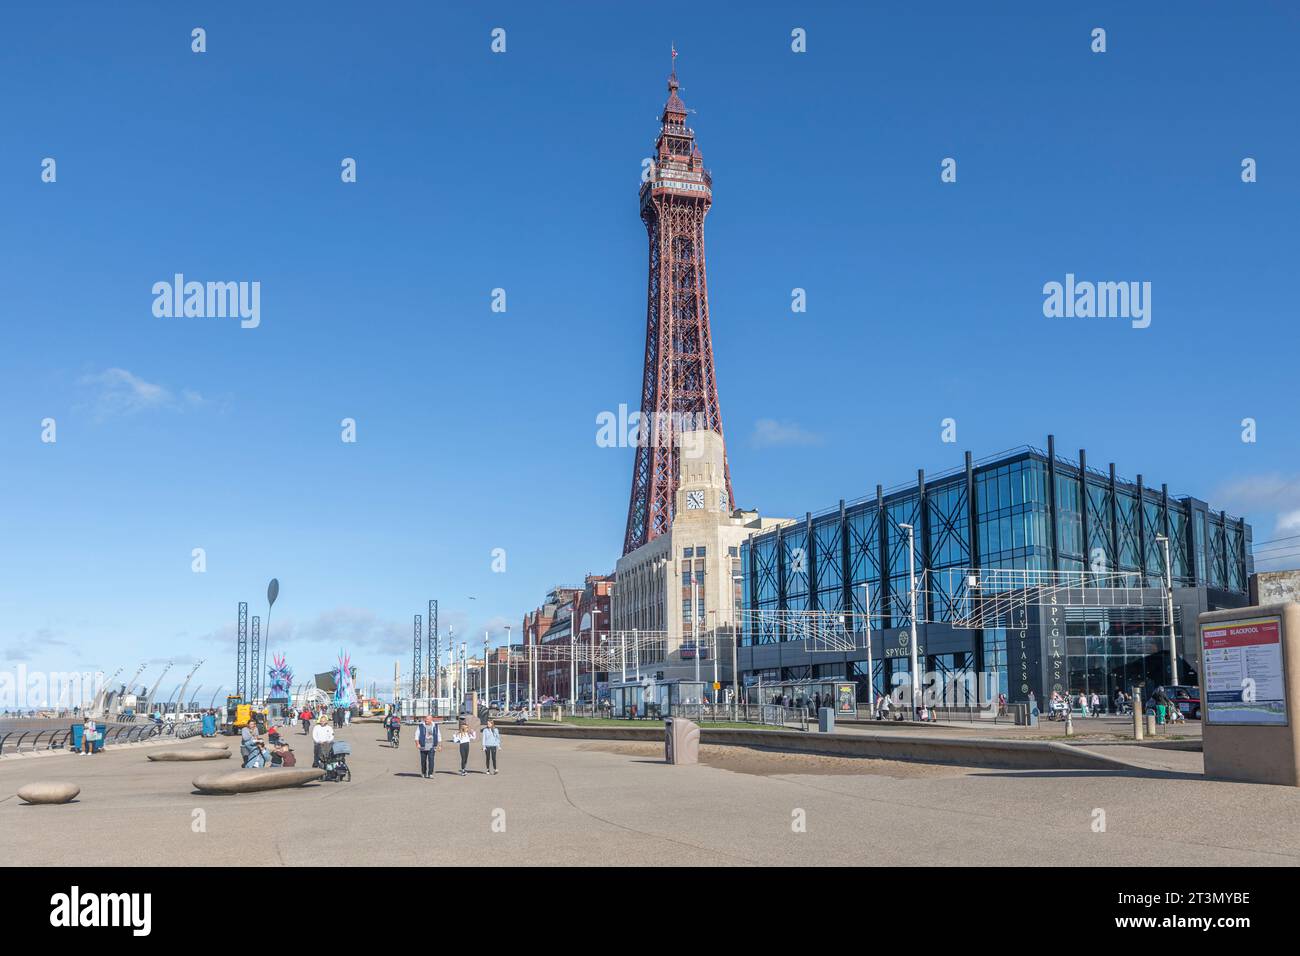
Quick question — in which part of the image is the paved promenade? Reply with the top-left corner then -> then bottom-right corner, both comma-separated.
1,722 -> 1294,866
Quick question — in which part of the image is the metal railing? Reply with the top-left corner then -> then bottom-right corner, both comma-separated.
0,719 -> 201,756
521,701 -> 811,731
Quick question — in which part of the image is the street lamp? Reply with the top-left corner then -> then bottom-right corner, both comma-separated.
731,572 -> 743,720
861,581 -> 874,713
505,624 -> 512,710
569,628 -> 577,712
898,523 -> 921,718
1155,534 -> 1180,685
590,606 -> 602,713
691,570 -> 701,684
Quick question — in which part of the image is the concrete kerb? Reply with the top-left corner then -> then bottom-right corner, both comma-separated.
497,723 -> 1142,772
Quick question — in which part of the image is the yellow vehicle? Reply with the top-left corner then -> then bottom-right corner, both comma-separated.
223,695 -> 255,734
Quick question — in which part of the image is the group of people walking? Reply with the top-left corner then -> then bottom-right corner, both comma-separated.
1051,690 -> 1105,717
409,714 -> 501,778
1046,688 -> 1185,723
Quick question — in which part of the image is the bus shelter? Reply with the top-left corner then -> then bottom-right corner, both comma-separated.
747,678 -> 858,716
608,679 -> 708,720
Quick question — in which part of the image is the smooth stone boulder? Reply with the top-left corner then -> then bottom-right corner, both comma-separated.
192,767 -> 325,795
17,781 -> 80,805
201,742 -> 231,750
148,748 -> 231,762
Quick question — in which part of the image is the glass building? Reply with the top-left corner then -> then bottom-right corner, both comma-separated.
737,437 -> 1252,707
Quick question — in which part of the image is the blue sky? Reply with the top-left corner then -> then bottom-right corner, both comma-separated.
2,1 -> 1297,697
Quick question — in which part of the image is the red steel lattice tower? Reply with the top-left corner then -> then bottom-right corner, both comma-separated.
623,67 -> 734,555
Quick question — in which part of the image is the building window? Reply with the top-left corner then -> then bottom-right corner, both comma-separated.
1055,473 -> 1084,569
1085,477 -> 1113,572
977,460 -> 1051,574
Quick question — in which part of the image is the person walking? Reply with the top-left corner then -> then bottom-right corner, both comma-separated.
240,721 -> 256,765
311,715 -> 334,768
482,719 -> 502,775
300,708 -> 312,735
1090,691 -> 1101,716
415,715 -> 441,778
452,719 -> 476,775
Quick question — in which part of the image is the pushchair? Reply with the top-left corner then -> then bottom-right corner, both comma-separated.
321,740 -> 352,782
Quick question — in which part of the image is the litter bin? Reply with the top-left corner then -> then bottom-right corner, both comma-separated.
70,722 -> 107,753
818,707 -> 835,733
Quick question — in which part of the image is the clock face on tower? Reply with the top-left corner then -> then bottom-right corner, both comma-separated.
685,490 -> 705,510
719,491 -> 728,512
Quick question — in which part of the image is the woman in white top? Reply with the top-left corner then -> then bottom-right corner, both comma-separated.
452,719 -> 476,776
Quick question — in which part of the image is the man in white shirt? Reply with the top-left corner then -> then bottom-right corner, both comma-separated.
311,718 -> 334,768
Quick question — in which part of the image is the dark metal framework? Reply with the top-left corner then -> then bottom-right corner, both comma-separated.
250,615 -> 261,700
413,614 -> 423,698
236,602 -> 248,698
743,435 -> 1253,641
624,70 -> 733,554
427,599 -> 438,692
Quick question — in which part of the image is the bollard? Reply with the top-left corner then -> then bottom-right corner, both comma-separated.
1065,710 -> 1073,736
1133,708 -> 1144,740
1146,714 -> 1158,736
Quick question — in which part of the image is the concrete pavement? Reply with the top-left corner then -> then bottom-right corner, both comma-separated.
1,721 -> 1295,866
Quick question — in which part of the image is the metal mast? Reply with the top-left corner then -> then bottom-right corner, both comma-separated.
236,602 -> 248,698
427,600 -> 438,696
413,614 -> 423,698
250,615 -> 261,701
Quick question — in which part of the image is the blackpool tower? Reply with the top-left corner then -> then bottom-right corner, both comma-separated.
622,65 -> 735,555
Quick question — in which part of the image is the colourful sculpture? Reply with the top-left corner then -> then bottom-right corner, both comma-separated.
332,650 -> 354,710
268,653 -> 293,700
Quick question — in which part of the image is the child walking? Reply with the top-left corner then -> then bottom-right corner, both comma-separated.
482,719 -> 502,774
452,719 -> 476,776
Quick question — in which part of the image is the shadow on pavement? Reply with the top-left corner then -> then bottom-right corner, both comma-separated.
976,768 -> 1203,782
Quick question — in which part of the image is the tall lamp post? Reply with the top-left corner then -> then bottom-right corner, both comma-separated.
589,606 -> 601,714
861,581 -> 874,713
569,629 -> 577,712
265,578 -> 279,669
691,571 -> 701,683
1155,534 -> 1180,685
731,573 -> 744,720
504,625 -> 512,710
898,523 -> 921,718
